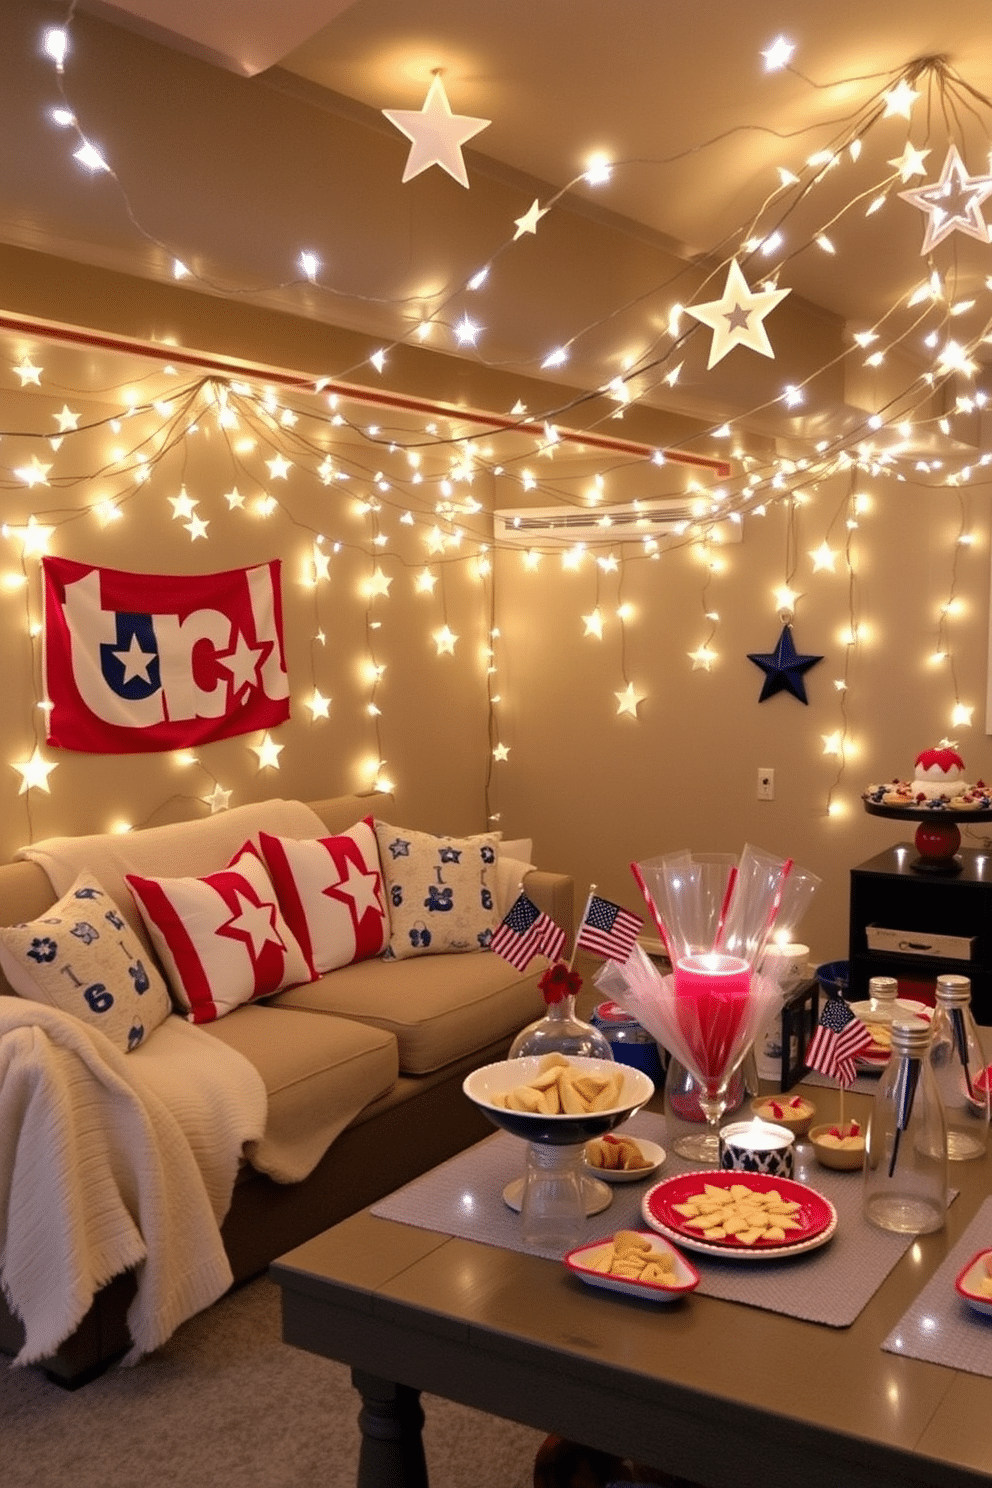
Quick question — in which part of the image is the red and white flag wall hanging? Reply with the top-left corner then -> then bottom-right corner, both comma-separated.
42,556 -> 290,753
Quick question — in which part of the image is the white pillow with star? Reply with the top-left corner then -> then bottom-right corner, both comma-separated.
0,870 -> 171,1052
373,820 -> 501,959
255,818 -> 388,978
125,841 -> 309,1023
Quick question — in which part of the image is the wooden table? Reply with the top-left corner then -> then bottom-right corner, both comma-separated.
272,1087 -> 992,1488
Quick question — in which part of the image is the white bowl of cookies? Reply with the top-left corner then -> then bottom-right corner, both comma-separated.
463,1054 -> 654,1145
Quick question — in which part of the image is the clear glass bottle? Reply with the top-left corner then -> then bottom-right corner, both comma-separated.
865,975 -> 899,1022
863,1019 -> 947,1235
509,973 -> 614,1061
928,974 -> 989,1160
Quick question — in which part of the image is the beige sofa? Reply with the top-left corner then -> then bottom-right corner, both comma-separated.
0,791 -> 573,1386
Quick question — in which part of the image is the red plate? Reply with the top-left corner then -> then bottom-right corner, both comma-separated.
642,1170 -> 836,1256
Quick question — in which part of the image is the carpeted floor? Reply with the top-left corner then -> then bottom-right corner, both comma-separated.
0,1275 -> 545,1488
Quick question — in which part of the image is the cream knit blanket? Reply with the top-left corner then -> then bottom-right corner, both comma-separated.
0,1003 -> 267,1367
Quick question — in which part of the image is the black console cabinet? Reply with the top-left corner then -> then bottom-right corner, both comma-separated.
848,844 -> 992,1024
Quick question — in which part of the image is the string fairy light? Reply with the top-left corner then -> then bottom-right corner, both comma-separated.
6,17 -> 992,840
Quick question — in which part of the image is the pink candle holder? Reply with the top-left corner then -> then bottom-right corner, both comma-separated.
672,952 -> 753,1163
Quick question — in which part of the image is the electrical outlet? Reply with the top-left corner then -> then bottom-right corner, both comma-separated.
757,767 -> 775,800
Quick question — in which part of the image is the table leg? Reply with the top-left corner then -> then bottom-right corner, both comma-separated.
352,1370 -> 429,1488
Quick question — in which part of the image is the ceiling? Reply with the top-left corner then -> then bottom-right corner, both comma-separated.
8,0 -> 992,453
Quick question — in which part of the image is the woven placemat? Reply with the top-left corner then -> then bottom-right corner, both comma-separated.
372,1112 -> 915,1328
882,1194 -> 992,1376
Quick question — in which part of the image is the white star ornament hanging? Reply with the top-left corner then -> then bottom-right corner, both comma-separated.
899,144 -> 992,254
382,75 -> 490,188
685,260 -> 791,370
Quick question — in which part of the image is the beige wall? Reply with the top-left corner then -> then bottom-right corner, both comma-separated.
0,257 -> 989,969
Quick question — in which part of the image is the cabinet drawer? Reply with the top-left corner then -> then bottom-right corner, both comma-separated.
865,924 -> 974,960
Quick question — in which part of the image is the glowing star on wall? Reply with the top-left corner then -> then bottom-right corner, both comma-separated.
514,199 -> 548,239
250,732 -> 283,771
899,144 -> 992,254
12,745 -> 57,794
685,259 -> 791,369
747,624 -> 823,705
615,682 -> 645,717
205,783 -> 232,813
382,74 -> 490,189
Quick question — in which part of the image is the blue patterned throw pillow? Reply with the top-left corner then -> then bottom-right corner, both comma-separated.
373,820 -> 501,959
0,871 -> 172,1051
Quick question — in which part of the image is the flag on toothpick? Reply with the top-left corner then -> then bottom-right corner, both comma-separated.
805,996 -> 875,1087
576,893 -> 643,961
490,894 -> 566,971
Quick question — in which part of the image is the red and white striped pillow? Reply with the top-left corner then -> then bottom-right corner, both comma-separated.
255,817 -> 388,979
126,841 -> 310,1023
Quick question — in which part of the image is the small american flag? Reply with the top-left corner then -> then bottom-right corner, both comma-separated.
490,894 -> 566,972
576,894 -> 643,961
805,996 -> 875,1087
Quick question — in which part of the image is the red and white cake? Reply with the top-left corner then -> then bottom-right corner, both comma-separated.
864,745 -> 992,810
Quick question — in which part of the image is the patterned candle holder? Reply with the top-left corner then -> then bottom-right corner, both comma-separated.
719,1118 -> 795,1179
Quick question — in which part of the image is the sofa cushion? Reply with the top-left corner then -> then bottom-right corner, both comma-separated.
199,1003 -> 398,1182
374,820 -> 500,959
0,871 -> 171,1052
126,842 -> 310,1024
256,819 -> 388,979
269,951 -> 545,1075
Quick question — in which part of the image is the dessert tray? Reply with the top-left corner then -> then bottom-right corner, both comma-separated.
641,1171 -> 838,1261
565,1230 -> 699,1301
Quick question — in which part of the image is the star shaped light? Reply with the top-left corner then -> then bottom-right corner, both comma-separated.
266,454 -> 292,480
14,457 -> 52,488
493,743 -> 510,762
12,745 -> 57,794
382,74 -> 490,189
888,142 -> 929,183
14,359 -> 41,386
582,609 -> 604,638
747,623 -> 823,704
184,515 -> 210,541
364,569 -> 392,599
433,625 -> 458,655
615,682 -> 645,717
689,645 -> 717,671
514,198 -> 548,239
307,689 -> 331,720
205,783 -> 232,813
7,515 -> 55,556
250,732 -> 284,771
225,487 -> 246,510
685,260 -> 791,369
53,404 -> 80,432
168,488 -> 198,520
882,78 -> 920,118
899,144 -> 992,254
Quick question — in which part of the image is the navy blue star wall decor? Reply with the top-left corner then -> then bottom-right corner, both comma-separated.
747,623 -> 823,704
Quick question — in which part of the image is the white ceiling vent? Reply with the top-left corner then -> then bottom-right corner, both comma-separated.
493,499 -> 742,547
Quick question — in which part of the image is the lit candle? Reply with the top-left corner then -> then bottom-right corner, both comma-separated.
673,952 -> 751,1082
719,1118 -> 795,1178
